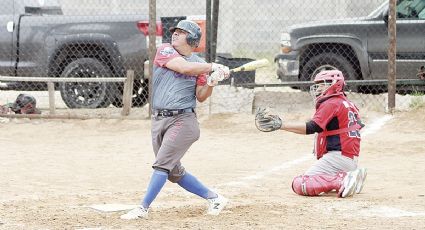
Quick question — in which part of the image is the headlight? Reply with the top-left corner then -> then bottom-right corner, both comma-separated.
280,32 -> 292,53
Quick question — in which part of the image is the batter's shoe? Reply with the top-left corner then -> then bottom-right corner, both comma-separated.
339,169 -> 361,198
207,194 -> 228,215
120,206 -> 148,220
355,168 -> 367,194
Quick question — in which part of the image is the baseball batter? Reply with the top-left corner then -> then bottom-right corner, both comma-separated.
121,20 -> 230,220
255,70 -> 367,198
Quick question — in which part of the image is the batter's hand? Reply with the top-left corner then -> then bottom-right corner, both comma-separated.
211,63 -> 230,79
207,76 -> 219,86
207,68 -> 227,86
255,107 -> 282,132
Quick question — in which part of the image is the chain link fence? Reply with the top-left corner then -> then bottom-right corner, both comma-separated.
1,0 -> 424,119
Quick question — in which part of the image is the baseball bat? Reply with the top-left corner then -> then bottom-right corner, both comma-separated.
230,59 -> 270,73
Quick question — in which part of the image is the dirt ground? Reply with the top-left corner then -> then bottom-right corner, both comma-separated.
1,105 -> 425,230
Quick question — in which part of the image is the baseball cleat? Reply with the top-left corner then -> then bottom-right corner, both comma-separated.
355,168 -> 367,194
207,194 -> 228,215
120,206 -> 148,220
339,169 -> 361,198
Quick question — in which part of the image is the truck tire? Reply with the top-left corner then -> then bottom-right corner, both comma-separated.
110,80 -> 149,108
59,58 -> 112,108
300,53 -> 358,90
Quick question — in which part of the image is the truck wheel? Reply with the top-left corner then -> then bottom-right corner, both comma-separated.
300,53 -> 358,90
59,58 -> 112,108
110,80 -> 149,108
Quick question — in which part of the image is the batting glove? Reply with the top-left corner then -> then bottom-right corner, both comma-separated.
207,69 -> 226,86
211,63 -> 231,79
207,75 -> 219,86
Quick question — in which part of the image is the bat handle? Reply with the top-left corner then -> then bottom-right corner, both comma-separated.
230,67 -> 243,73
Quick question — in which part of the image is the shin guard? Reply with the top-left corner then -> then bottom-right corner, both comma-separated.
292,172 -> 346,196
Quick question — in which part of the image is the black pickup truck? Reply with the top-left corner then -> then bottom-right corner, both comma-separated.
0,0 -> 152,108
275,0 -> 425,91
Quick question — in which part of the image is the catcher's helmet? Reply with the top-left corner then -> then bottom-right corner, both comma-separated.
310,70 -> 345,103
170,20 -> 201,48
11,94 -> 40,114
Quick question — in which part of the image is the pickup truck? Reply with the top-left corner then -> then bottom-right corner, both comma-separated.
275,0 -> 425,91
0,0 -> 153,108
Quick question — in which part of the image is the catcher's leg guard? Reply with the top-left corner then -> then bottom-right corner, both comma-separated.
291,172 -> 346,196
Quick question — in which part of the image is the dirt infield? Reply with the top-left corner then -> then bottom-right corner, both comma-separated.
1,106 -> 425,229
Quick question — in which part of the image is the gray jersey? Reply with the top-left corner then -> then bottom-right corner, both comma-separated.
152,44 -> 206,110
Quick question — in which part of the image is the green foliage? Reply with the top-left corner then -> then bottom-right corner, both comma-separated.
409,92 -> 425,109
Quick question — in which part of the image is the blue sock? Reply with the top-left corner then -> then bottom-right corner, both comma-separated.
177,172 -> 216,199
141,170 -> 168,209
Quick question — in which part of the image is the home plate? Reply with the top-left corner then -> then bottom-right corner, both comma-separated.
89,204 -> 138,212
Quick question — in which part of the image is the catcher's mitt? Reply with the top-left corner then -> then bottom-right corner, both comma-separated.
255,107 -> 282,132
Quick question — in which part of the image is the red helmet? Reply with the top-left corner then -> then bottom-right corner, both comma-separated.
310,70 -> 345,103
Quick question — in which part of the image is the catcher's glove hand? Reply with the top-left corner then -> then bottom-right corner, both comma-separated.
255,107 -> 282,132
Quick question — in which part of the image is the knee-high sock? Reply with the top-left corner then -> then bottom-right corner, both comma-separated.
141,170 -> 168,208
177,172 -> 216,199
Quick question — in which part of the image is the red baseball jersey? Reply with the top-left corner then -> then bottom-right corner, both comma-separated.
312,95 -> 362,159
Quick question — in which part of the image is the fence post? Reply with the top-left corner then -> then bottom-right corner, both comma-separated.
387,0 -> 397,114
47,81 -> 56,114
206,0 -> 212,62
121,70 -> 134,116
148,0 -> 156,119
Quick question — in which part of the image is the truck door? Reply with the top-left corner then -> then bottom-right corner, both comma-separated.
394,0 -> 425,79
368,0 -> 425,79
0,0 -> 15,76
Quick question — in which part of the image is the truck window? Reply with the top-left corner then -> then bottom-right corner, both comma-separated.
397,0 -> 425,19
419,8 -> 425,18
0,0 -> 14,15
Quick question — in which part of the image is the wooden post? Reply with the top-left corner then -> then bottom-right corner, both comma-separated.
148,0 -> 157,118
121,70 -> 134,116
387,0 -> 397,114
47,81 -> 56,114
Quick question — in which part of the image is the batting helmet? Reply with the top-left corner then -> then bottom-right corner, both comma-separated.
11,94 -> 40,114
310,70 -> 346,103
170,20 -> 201,48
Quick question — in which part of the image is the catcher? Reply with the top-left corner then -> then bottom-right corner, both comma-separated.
255,70 -> 367,198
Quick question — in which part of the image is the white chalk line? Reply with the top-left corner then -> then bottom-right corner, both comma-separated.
361,114 -> 393,137
219,155 -> 311,187
316,202 -> 425,218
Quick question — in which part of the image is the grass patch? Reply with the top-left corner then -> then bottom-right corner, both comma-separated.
409,92 -> 425,109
